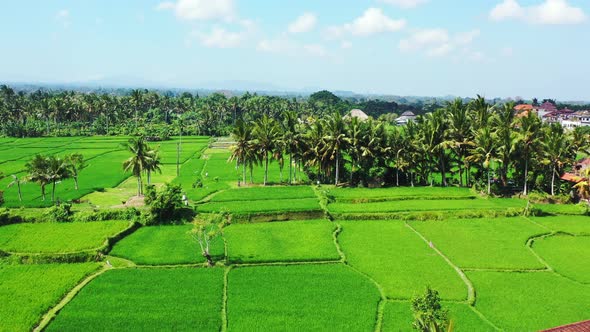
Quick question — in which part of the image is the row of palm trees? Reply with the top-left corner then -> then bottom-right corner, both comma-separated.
0,85 -> 351,138
23,154 -> 85,202
230,97 -> 589,196
122,137 -> 162,196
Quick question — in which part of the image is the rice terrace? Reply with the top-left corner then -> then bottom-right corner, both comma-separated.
2,1 -> 590,331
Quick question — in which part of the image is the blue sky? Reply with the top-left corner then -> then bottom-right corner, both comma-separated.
0,0 -> 589,100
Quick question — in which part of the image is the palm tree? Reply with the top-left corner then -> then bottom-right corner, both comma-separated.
322,111 -> 349,185
542,123 -> 574,196
492,103 -> 516,187
145,150 -> 162,185
574,168 -> 590,207
252,115 -> 280,186
466,127 -> 497,194
25,154 -> 50,201
446,99 -> 473,186
8,174 -> 24,202
123,137 -> 152,196
229,119 -> 252,185
515,111 -> 542,195
64,153 -> 85,190
46,156 -> 70,202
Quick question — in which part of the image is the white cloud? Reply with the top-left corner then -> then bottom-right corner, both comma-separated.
288,13 -> 317,34
55,9 -> 70,27
326,8 -> 406,39
427,43 -> 453,57
490,0 -> 586,24
341,41 -> 353,49
157,0 -> 235,21
197,28 -> 245,48
378,0 -> 428,9
190,20 -> 255,48
399,28 -> 449,51
501,47 -> 514,57
399,28 -> 480,58
455,29 -> 480,45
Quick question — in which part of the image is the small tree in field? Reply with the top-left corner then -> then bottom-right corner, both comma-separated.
8,174 -> 24,202
65,153 -> 85,190
189,215 -> 224,267
412,287 -> 453,332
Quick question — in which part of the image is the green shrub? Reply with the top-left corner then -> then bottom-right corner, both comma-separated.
47,203 -> 72,222
75,208 -> 141,222
145,183 -> 194,224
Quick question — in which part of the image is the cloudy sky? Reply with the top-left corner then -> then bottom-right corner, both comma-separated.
0,0 -> 589,100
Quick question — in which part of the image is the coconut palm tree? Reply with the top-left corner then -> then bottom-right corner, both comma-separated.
123,137 -> 152,196
542,123 -> 574,196
515,111 -> 542,195
25,154 -> 50,201
491,103 -> 516,187
322,111 -> 349,185
64,153 -> 85,190
466,127 -> 497,195
228,119 -> 252,185
7,174 -> 24,202
46,156 -> 71,202
252,115 -> 280,186
145,150 -> 162,185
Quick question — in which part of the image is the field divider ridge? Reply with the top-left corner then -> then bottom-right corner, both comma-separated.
404,222 -> 475,305
333,223 -> 386,332
34,264 -> 111,332
221,266 -> 232,332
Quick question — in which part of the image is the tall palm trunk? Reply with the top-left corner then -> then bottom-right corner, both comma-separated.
551,164 -> 556,196
289,154 -> 293,185
263,153 -> 269,186
440,151 -> 447,187
137,176 -> 142,196
52,181 -> 56,202
242,163 -> 246,185
486,164 -> 491,195
335,152 -> 340,185
523,158 -> 529,196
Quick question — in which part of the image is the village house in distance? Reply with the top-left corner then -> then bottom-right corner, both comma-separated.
514,101 -> 590,129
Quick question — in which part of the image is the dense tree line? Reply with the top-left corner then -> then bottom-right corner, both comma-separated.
0,85 -> 419,138
230,96 -> 590,197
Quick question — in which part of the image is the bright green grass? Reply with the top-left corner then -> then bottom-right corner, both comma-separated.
1,150 -> 132,207
0,221 -> 129,253
328,186 -> 476,202
338,220 -> 466,300
0,263 -> 100,332
154,140 -> 208,164
47,268 -> 223,332
535,203 -> 588,215
82,164 -> 178,208
533,234 -> 590,283
210,186 -> 316,202
227,264 -> 380,331
198,197 -> 321,214
109,225 -> 224,265
529,216 -> 590,235
382,301 -> 495,332
468,271 -> 590,331
410,218 -> 545,270
329,198 -> 526,214
224,220 -> 339,263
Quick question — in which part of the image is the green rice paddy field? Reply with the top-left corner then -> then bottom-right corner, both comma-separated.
1,136 -> 590,331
